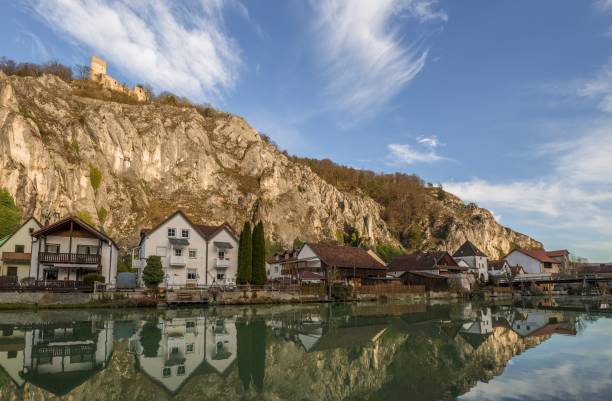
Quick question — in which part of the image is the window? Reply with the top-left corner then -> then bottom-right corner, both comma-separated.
28,228 -> 34,234
187,269 -> 197,280
181,229 -> 190,238
217,273 -> 225,280
156,247 -> 167,257
218,250 -> 225,260
175,248 -> 182,257
7,267 -> 17,277
167,228 -> 176,237
77,245 -> 98,254
186,343 -> 195,353
189,249 -> 197,258
14,245 -> 24,253
177,365 -> 186,376
162,367 -> 171,378
2,327 -> 13,336
45,244 -> 60,253
7,351 -> 16,359
186,321 -> 196,329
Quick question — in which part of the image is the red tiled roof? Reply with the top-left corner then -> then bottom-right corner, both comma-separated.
488,260 -> 507,270
305,243 -> 385,270
512,249 -> 559,264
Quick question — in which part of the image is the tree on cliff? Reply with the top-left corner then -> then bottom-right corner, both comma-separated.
237,222 -> 252,284
143,256 -> 164,288
251,222 -> 267,285
0,188 -> 21,238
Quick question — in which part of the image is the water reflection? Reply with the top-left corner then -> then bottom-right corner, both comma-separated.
0,300 -> 608,400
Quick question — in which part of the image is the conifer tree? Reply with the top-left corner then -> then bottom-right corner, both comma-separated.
143,256 -> 163,288
251,222 -> 267,285
237,222 -> 252,284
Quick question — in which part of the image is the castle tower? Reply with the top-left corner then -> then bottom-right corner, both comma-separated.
90,55 -> 107,80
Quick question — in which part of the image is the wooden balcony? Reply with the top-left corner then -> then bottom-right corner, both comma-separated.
39,252 -> 101,265
1,252 -> 31,264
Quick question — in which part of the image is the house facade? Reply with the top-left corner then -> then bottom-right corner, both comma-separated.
0,217 -> 41,281
505,249 -> 560,275
134,211 -> 239,288
295,243 -> 386,281
266,249 -> 299,281
452,241 -> 489,282
29,216 -> 118,285
546,250 -> 571,272
387,251 -> 470,291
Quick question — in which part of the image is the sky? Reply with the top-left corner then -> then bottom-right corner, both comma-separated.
2,0 -> 612,260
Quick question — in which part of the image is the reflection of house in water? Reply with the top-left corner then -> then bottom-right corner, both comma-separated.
19,321 -> 114,396
132,316 -> 238,394
511,309 -> 576,338
205,317 -> 237,374
459,308 -> 493,349
0,324 -> 26,387
132,317 -> 207,394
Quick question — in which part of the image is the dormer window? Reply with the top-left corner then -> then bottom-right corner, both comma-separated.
167,228 -> 176,237
181,229 -> 190,238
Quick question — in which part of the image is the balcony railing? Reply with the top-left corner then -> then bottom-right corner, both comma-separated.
215,258 -> 231,268
170,255 -> 186,266
39,252 -> 101,265
1,252 -> 31,264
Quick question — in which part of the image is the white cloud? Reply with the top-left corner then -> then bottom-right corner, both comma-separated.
388,134 -> 448,165
30,0 -> 243,103
311,0 -> 446,114
444,122 -> 612,256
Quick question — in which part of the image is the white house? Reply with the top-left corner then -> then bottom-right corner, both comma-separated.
452,240 -> 489,282
266,249 -> 298,281
0,217 -> 41,282
30,216 -> 118,285
505,249 -> 560,275
204,317 -> 237,375
134,210 -> 239,288
488,259 -> 512,278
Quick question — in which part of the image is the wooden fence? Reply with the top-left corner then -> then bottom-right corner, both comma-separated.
355,284 -> 426,295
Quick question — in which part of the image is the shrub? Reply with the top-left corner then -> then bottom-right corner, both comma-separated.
89,165 -> 102,191
0,188 -> 21,238
75,210 -> 94,226
20,277 -> 35,286
97,207 -> 108,225
331,284 -> 352,301
83,273 -> 105,285
143,256 -> 164,288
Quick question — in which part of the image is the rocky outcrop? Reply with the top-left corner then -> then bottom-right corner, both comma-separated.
0,72 -> 541,253
0,73 -> 394,247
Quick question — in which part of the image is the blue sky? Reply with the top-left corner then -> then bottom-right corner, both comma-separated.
2,1 -> 612,260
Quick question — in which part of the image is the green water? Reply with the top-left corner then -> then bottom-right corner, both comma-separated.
0,299 -> 609,400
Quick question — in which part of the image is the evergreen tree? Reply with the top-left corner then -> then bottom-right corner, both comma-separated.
143,256 -> 164,288
0,188 -> 21,238
237,222 -> 252,284
251,222 -> 267,285
140,320 -> 162,357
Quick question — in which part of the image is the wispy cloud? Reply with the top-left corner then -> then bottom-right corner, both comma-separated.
29,0 -> 243,103
311,0 -> 446,115
388,134 -> 448,165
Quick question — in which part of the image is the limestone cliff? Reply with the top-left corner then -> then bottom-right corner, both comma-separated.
0,72 -> 541,254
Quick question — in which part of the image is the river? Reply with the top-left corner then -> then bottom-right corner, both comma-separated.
0,299 -> 609,400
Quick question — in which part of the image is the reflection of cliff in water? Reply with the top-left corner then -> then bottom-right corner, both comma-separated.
0,304 -> 578,401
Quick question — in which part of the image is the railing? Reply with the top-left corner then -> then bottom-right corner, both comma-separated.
39,252 -> 101,264
34,344 -> 95,357
1,252 -> 31,263
169,255 -> 186,266
215,258 -> 231,268
0,280 -> 94,292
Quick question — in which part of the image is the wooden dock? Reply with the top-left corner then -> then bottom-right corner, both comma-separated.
166,290 -> 210,306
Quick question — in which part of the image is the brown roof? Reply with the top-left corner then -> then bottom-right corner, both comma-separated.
388,251 -> 457,272
546,250 -> 570,258
32,215 -> 117,248
510,265 -> 526,275
405,271 -> 447,279
453,240 -> 488,258
511,249 -> 559,264
304,243 -> 385,270
488,260 -> 508,270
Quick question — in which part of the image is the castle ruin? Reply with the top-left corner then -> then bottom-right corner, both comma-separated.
89,55 -> 148,102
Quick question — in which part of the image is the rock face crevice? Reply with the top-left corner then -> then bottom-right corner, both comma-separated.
0,72 -> 541,254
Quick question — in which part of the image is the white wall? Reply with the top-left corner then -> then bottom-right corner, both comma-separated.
0,218 -> 40,280
296,245 -> 322,270
506,251 -> 542,274
206,229 -> 239,285
140,214 -> 207,288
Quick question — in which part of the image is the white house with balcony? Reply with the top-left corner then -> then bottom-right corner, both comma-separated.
29,216 -> 118,285
134,210 -> 239,288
